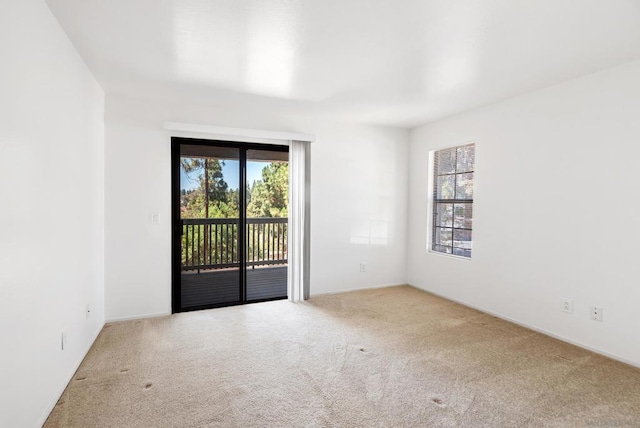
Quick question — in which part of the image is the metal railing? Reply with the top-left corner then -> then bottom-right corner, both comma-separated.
181,218 -> 287,271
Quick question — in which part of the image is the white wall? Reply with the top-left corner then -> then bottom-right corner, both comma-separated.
105,92 -> 408,321
0,1 -> 105,427
408,60 -> 640,367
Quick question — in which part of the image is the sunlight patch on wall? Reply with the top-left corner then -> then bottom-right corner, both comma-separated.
351,220 -> 389,246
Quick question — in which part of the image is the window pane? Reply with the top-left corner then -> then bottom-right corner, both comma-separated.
435,203 -> 453,227
453,248 -> 471,258
434,227 -> 453,246
435,148 -> 456,174
433,244 -> 453,254
456,144 -> 475,173
436,175 -> 455,199
455,173 -> 474,199
431,143 -> 474,259
453,204 -> 473,229
453,229 -> 472,249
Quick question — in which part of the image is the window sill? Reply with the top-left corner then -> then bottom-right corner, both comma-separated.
427,249 -> 473,261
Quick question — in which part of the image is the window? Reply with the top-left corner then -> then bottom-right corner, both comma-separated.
431,143 -> 475,258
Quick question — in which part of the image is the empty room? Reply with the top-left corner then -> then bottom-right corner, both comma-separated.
3,0 -> 640,426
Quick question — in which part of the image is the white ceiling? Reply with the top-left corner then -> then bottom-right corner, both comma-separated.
46,0 -> 640,128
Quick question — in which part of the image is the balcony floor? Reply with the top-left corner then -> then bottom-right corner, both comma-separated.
180,265 -> 287,309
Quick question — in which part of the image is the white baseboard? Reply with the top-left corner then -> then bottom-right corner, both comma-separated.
310,282 -> 407,297
38,323 -> 104,427
409,283 -> 640,370
106,311 -> 171,323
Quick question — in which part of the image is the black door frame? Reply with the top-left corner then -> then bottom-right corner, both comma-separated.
171,137 -> 289,313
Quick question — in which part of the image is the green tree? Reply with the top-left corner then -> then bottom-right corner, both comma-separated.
179,159 -> 289,269
247,162 -> 288,218
181,157 -> 238,218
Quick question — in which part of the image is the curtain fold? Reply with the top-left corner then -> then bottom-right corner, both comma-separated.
288,140 -> 310,301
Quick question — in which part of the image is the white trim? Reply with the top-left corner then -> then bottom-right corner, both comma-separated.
38,323 -> 104,427
425,149 -> 436,251
310,283 -> 408,297
163,121 -> 315,143
106,311 -> 171,323
169,130 -> 288,146
427,249 -> 473,261
409,284 -> 640,370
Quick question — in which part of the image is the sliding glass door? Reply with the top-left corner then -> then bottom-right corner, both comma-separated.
171,138 -> 289,312
177,144 -> 241,309
246,149 -> 289,301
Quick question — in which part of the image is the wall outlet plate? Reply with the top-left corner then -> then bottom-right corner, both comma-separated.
560,298 -> 573,314
590,306 -> 603,322
359,262 -> 366,272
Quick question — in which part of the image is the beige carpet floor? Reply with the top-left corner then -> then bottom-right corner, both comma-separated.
45,286 -> 640,427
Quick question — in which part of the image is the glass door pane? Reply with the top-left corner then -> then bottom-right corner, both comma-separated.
179,144 -> 241,309
245,149 -> 289,301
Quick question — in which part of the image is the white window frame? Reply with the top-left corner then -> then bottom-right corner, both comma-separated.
427,142 -> 475,260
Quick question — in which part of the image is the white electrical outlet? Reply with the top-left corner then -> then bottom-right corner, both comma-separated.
590,307 -> 603,322
360,262 -> 366,272
150,213 -> 160,224
61,331 -> 68,350
560,298 -> 573,314
86,303 -> 91,320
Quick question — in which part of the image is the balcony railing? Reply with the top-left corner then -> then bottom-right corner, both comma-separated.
181,218 -> 287,271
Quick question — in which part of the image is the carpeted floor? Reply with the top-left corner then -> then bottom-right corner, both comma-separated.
45,285 -> 640,427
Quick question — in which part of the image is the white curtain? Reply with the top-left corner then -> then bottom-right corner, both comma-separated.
288,140 -> 310,301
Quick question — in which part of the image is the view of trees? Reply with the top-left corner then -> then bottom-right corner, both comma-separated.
180,158 -> 237,218
180,157 -> 289,270
247,162 -> 288,218
180,158 -> 288,219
